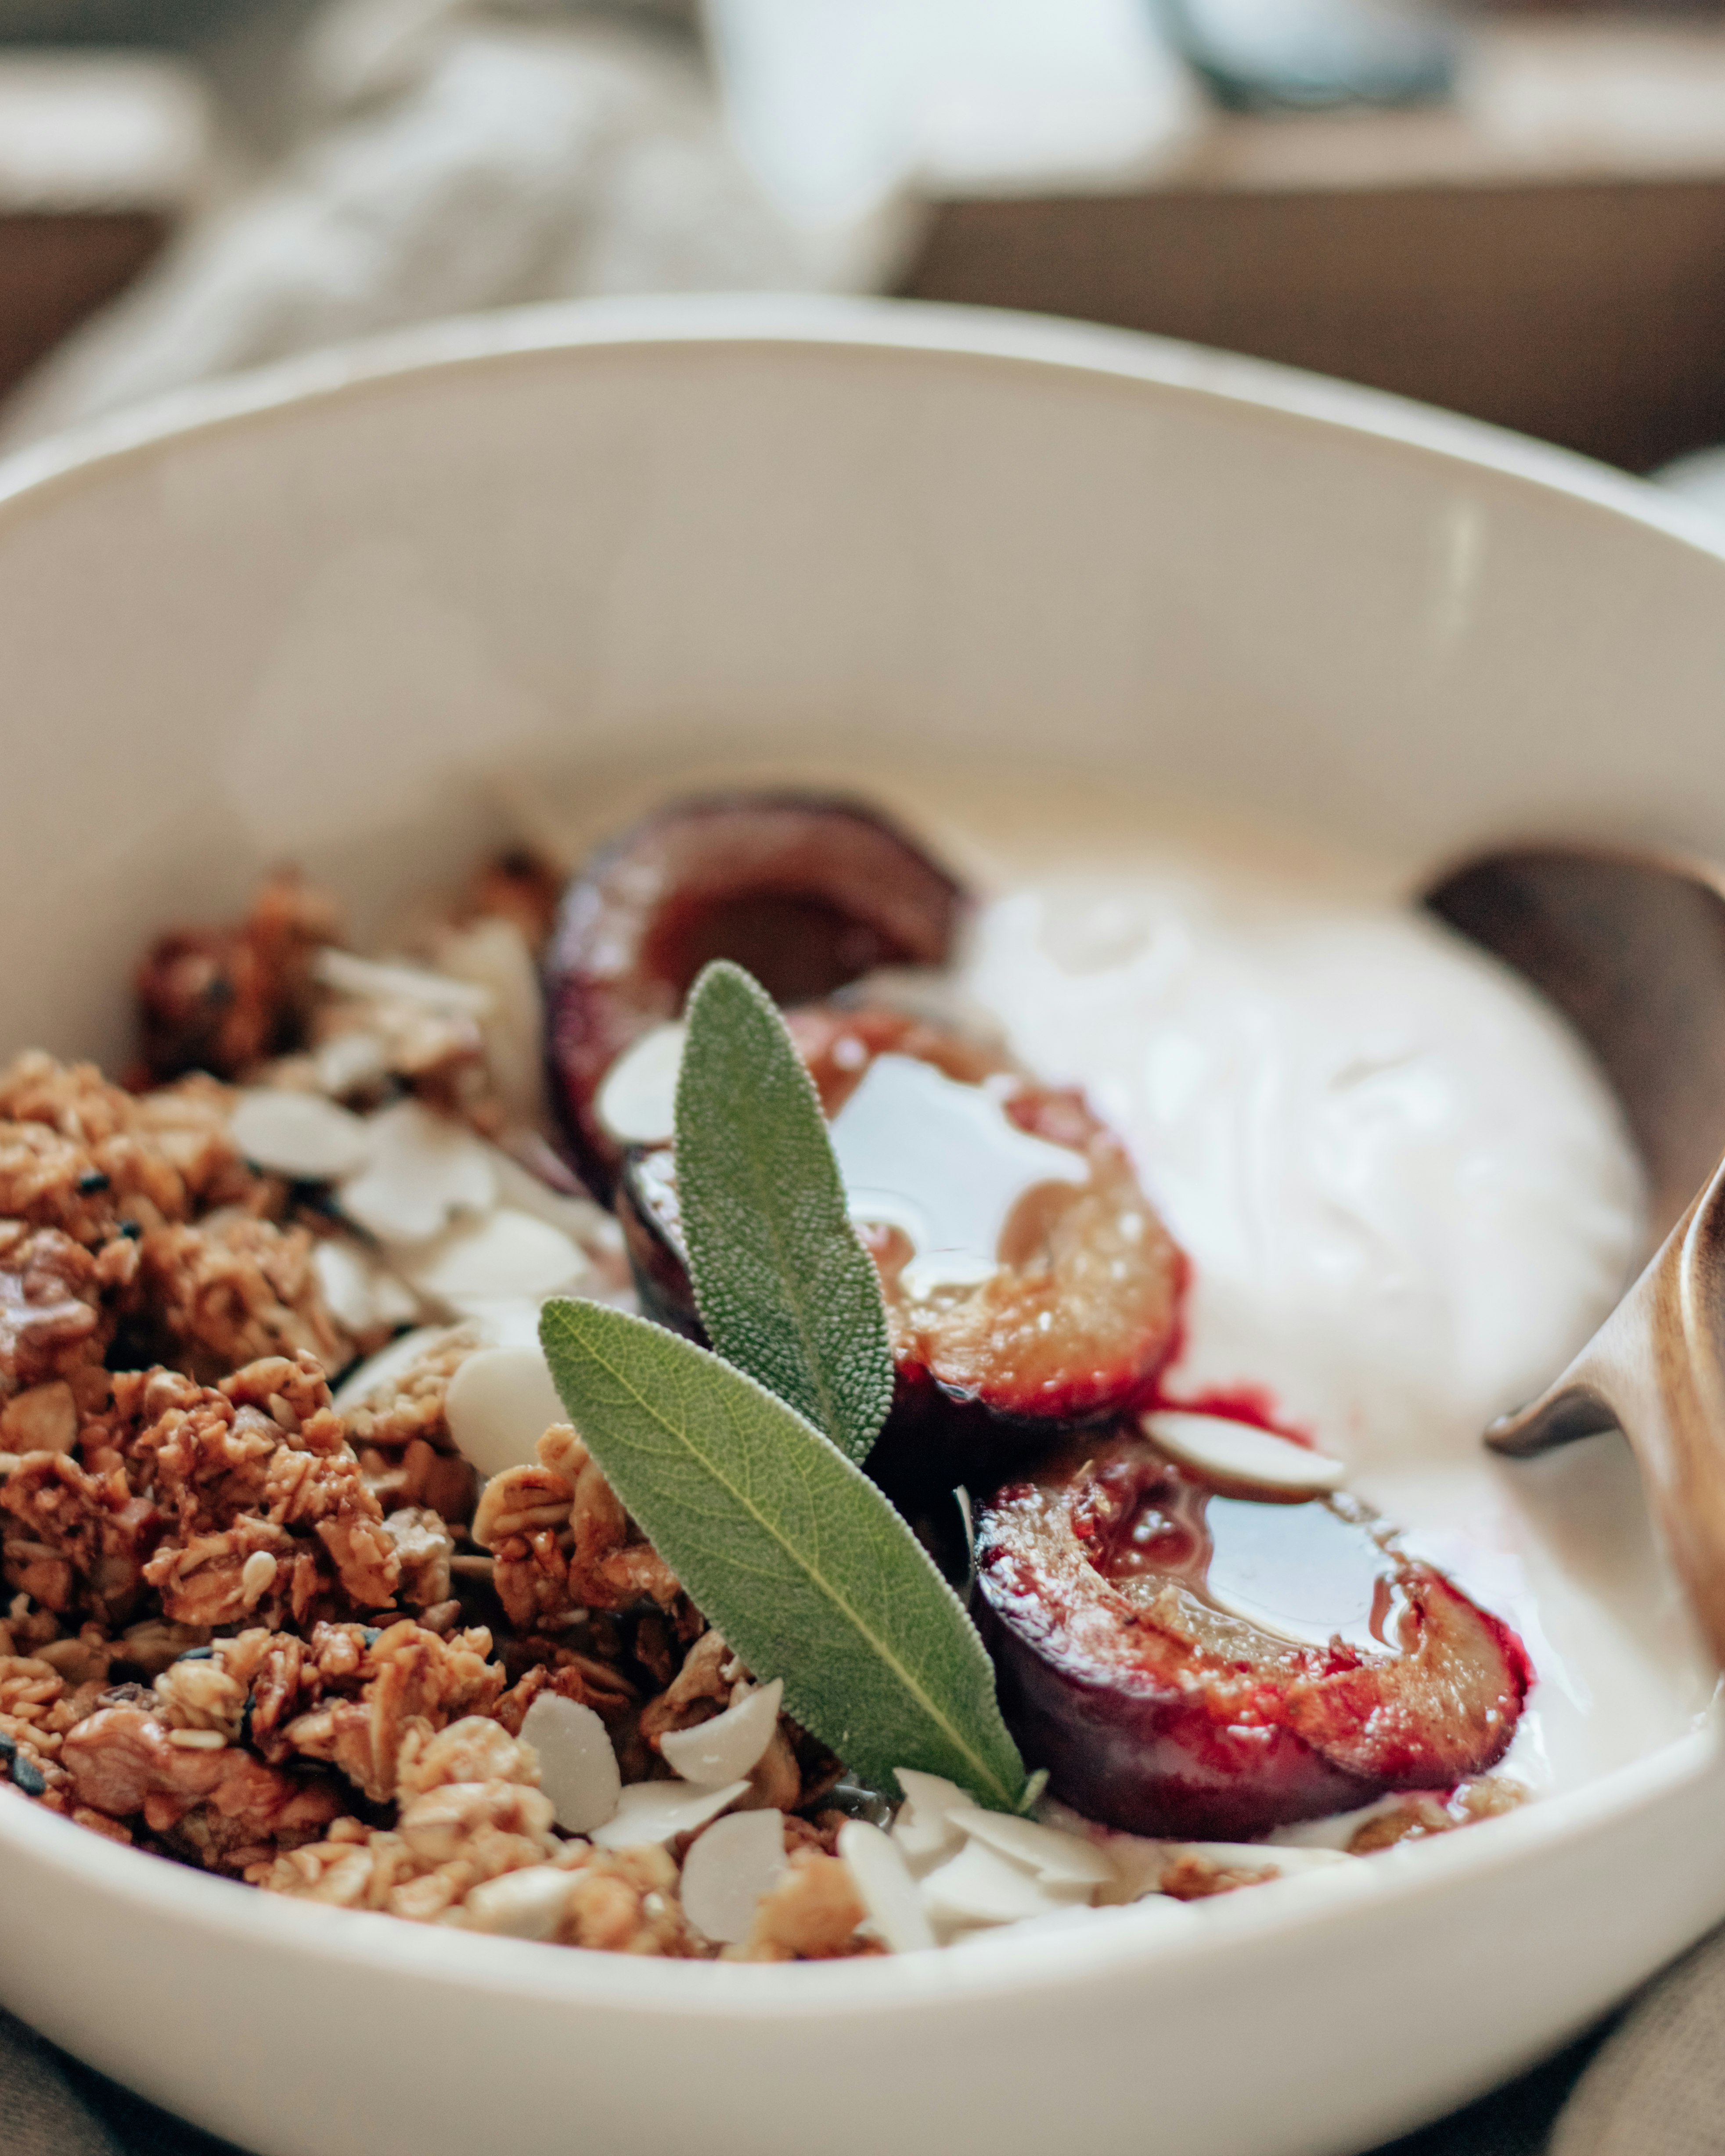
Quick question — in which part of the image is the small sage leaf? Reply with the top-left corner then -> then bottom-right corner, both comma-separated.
674,959 -> 893,1465
539,1297 -> 1025,1811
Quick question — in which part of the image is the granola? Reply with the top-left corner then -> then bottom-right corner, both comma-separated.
0,831 -> 1535,1974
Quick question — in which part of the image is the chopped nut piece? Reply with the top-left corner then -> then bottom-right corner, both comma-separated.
0,1227 -> 110,1399
136,871 -> 341,1085
733,1849 -> 868,1961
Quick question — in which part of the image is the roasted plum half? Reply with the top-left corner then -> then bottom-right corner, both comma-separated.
545,794 -> 964,1197
618,1004 -> 1184,1438
975,1429 -> 1529,1839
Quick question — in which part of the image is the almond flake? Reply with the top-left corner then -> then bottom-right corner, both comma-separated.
520,1694 -> 621,1835
313,1029 -> 390,1098
595,1022 -> 686,1146
920,1840 -> 1093,1928
587,1777 -> 749,1850
485,1143 -> 617,1249
463,1864 -> 573,1940
313,1238 -> 419,1337
338,1099 -> 496,1245
890,1768 -> 969,1868
659,1679 -> 782,1788
445,1344 -> 569,1479
1141,1411 -> 1346,1497
948,1804 -> 1116,1889
678,1809 -> 788,1944
315,948 -> 493,1015
231,1090 -> 371,1182
838,1820 -> 935,1953
401,1209 -> 588,1310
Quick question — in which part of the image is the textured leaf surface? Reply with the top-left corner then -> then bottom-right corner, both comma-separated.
674,960 -> 893,1465
540,1298 -> 1025,1809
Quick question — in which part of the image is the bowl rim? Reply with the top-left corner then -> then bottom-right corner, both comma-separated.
0,289 -> 1720,2014
2,289 -> 1724,568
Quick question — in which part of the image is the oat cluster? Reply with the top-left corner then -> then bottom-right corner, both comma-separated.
0,1032 -> 865,1962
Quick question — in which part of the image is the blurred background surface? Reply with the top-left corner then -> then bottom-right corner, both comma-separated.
0,0 -> 1724,513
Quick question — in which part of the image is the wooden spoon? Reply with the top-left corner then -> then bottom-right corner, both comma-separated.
1426,842 -> 1725,1662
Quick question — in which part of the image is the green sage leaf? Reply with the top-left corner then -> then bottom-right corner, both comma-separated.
539,1297 -> 1026,1810
673,959 -> 893,1465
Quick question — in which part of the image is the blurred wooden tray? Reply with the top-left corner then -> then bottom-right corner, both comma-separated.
905,22 -> 1725,472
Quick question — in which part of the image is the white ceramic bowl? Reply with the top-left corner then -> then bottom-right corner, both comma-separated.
1,296 -> 1723,2156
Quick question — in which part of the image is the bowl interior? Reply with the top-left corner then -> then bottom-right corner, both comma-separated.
2,297 -> 1724,2156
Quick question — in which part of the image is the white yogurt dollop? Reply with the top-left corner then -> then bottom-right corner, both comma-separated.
954,852 -> 1717,1799
961,865 -> 1644,1465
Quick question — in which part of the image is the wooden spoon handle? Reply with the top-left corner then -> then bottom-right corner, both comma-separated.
1489,1150 -> 1725,1664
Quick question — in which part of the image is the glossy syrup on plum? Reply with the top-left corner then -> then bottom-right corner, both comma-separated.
1080,1455 -> 1414,1656
976,1429 -> 1531,1838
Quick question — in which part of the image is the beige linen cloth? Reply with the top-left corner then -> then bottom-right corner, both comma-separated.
1,1927 -> 1722,2156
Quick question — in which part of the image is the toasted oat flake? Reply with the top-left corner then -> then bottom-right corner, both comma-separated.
338,1099 -> 497,1245
520,1693 -> 621,1836
659,1678 -> 782,1789
679,1809 -> 787,1944
331,1324 -> 456,1412
838,1819 -> 935,1953
588,1777 -> 749,1850
402,1210 -> 587,1310
463,1863 -> 573,1940
445,1344 -> 568,1479
231,1090 -> 371,1182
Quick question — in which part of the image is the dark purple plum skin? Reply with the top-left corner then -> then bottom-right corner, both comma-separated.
977,1580 -> 1377,1840
976,1433 -> 1529,1840
544,794 -> 964,1199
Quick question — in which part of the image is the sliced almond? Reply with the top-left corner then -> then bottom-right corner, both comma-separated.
338,1098 -> 496,1245
588,1777 -> 749,1850
445,1344 -> 568,1479
1141,1411 -> 1346,1497
486,1143 -> 618,1249
920,1840 -> 1093,1928
890,1768 -> 969,1868
313,1238 -> 418,1338
659,1679 -> 782,1789
594,1022 -> 686,1147
402,1209 -> 588,1310
315,947 -> 493,1015
678,1809 -> 788,1944
948,1804 -> 1116,1889
520,1694 -> 621,1835
232,1089 -> 371,1182
463,1864 -> 573,1940
313,1029 -> 390,1098
839,1820 -> 936,1954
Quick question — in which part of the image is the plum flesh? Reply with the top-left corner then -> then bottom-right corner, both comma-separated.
544,794 -> 964,1197
975,1430 -> 1529,1839
617,1003 -> 1184,1438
